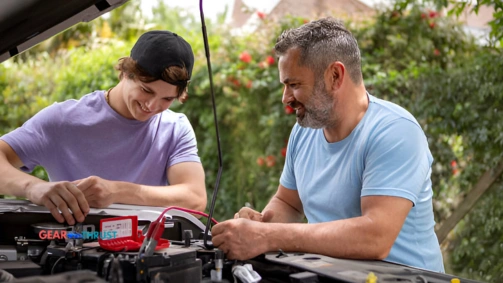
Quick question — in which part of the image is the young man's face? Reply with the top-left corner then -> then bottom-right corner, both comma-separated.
279,48 -> 335,129
122,77 -> 178,121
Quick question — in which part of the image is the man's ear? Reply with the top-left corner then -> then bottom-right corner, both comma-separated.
325,61 -> 345,91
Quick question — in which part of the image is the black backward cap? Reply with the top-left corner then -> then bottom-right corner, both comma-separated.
130,30 -> 194,85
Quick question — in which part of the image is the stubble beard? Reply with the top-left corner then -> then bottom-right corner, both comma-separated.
297,79 -> 337,129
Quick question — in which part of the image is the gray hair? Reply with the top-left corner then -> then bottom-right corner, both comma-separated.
274,17 -> 362,84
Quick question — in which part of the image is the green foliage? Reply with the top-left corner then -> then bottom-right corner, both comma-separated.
450,183 -> 503,282
357,5 -> 477,72
412,52 -> 503,281
447,0 -> 503,45
395,0 -> 503,45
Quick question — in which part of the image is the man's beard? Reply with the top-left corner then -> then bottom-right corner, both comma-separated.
297,79 -> 336,129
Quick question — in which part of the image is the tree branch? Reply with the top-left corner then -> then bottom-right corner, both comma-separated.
435,157 -> 503,244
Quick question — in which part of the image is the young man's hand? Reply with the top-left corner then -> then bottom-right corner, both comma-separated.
26,181 -> 89,225
74,176 -> 116,208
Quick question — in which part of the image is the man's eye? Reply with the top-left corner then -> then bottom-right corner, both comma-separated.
164,97 -> 175,102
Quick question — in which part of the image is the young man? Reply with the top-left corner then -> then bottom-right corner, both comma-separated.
0,31 -> 206,225
211,18 -> 444,272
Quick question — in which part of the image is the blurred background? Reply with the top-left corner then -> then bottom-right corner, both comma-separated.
0,0 -> 501,281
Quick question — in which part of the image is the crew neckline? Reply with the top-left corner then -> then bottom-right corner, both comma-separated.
99,90 -> 155,126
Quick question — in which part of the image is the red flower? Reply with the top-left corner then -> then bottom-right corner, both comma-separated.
257,11 -> 266,20
433,49 -> 440,56
266,155 -> 276,167
231,79 -> 240,87
284,105 -> 295,114
281,147 -> 287,157
451,160 -> 460,176
239,51 -> 252,63
429,22 -> 436,29
429,10 -> 438,18
421,13 -> 427,19
246,81 -> 252,89
256,157 -> 265,166
266,56 -> 275,65
450,160 -> 457,168
227,76 -> 240,87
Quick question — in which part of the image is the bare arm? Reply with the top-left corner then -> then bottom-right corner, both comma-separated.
234,184 -> 304,223
0,140 -> 89,224
77,162 -> 207,212
262,184 -> 304,223
265,195 -> 411,259
0,140 -> 39,197
213,195 -> 412,260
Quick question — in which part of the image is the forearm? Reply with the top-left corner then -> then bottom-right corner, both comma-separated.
264,217 -> 392,260
263,195 -> 304,223
111,181 -> 207,211
0,155 -> 44,199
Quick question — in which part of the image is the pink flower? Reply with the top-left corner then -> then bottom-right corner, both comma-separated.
257,11 -> 266,20
239,51 -> 252,63
256,157 -> 264,166
266,155 -> 276,167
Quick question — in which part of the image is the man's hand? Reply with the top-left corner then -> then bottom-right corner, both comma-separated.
234,207 -> 274,222
211,218 -> 271,260
74,176 -> 116,208
26,182 -> 89,225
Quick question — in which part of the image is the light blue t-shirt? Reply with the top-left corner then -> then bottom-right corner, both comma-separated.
280,93 -> 444,272
1,90 -> 200,185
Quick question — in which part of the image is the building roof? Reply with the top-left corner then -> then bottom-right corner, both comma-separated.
230,0 -> 374,29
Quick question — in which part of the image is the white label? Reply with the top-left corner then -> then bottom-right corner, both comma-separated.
101,219 -> 133,238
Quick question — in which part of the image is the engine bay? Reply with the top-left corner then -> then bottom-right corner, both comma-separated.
0,199 -> 482,283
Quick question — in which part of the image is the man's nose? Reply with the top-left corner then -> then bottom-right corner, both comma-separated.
282,86 -> 292,105
145,99 -> 159,111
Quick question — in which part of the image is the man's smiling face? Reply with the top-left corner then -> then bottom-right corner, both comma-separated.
279,48 -> 336,129
121,77 -> 178,121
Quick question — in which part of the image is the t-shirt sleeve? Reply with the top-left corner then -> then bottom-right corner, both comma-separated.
361,118 -> 433,206
0,104 -> 60,173
166,114 -> 201,167
280,124 -> 300,190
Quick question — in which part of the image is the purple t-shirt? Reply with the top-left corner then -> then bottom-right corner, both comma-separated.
0,90 -> 200,186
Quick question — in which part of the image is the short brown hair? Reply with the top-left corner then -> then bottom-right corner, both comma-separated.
115,57 -> 189,103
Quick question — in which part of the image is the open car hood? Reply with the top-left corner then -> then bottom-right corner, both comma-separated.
0,0 -> 129,63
